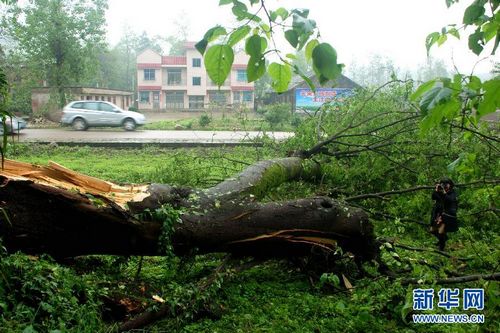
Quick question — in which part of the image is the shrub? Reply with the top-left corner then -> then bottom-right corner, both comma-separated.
198,114 -> 212,127
261,103 -> 292,128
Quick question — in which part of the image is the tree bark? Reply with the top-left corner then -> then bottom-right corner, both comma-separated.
0,159 -> 377,261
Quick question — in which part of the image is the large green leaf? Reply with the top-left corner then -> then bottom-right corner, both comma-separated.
247,56 -> 265,82
284,30 -> 298,48
195,26 -> 227,55
305,39 -> 319,62
463,3 -> 485,25
312,43 -> 339,81
420,99 -> 460,133
419,84 -> 453,114
268,62 -> 291,93
245,35 -> 267,58
227,26 -> 251,47
477,78 -> 500,117
270,7 -> 288,21
425,32 -> 440,55
204,44 -> 234,87
468,29 -> 484,55
411,80 -> 436,101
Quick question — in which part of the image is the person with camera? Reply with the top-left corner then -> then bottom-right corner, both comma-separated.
429,178 -> 458,251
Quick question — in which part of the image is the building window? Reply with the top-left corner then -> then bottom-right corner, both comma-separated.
242,91 -> 253,102
192,58 -> 201,67
165,91 -> 184,109
86,96 -> 91,100
167,68 -> 182,85
140,92 -> 150,103
192,76 -> 201,86
237,69 -> 247,82
144,69 -> 155,81
209,91 -> 228,105
189,96 -> 204,109
233,91 -> 241,104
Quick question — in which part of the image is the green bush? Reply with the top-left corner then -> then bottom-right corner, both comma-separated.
198,114 -> 212,127
258,103 -> 292,129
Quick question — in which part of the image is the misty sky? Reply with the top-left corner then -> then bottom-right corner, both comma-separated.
106,0 -> 498,75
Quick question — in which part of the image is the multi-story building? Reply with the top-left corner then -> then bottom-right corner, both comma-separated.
136,42 -> 254,111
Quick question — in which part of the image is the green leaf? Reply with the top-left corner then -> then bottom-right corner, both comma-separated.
312,43 -> 339,81
425,32 -> 440,55
437,33 -> 448,46
285,53 -> 297,60
204,26 -> 227,42
195,39 -> 208,55
419,84 -> 453,113
219,0 -> 233,5
291,9 -> 309,18
284,30 -> 298,48
247,56 -> 266,82
463,3 -> 485,25
249,0 -> 260,5
305,39 -> 319,62
448,27 -> 460,39
419,99 -> 460,133
268,62 -> 292,93
411,80 -> 436,101
482,21 -> 499,42
270,7 -> 288,21
467,76 -> 482,91
227,26 -> 251,47
468,30 -> 484,55
204,44 -> 234,87
245,35 -> 267,58
477,79 -> 500,117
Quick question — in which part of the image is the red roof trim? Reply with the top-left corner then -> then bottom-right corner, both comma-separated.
231,86 -> 254,91
162,56 -> 187,65
232,64 -> 247,70
137,63 -> 161,69
138,85 -> 161,91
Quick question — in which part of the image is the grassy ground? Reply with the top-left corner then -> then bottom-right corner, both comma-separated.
142,114 -> 295,132
1,145 -> 498,333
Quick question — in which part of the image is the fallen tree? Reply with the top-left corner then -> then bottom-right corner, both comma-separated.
0,158 -> 378,261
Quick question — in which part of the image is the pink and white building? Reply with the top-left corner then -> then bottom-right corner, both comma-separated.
136,42 -> 254,111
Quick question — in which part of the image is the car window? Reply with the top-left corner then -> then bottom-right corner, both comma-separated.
72,102 -> 84,109
83,102 -> 100,110
99,103 -> 115,112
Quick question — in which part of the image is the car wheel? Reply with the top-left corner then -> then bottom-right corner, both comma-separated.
123,118 -> 136,131
72,118 -> 87,131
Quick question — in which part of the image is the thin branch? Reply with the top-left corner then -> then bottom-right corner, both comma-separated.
402,272 -> 500,285
345,179 -> 500,201
377,238 -> 472,261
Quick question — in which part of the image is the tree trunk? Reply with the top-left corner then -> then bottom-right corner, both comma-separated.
0,159 -> 377,261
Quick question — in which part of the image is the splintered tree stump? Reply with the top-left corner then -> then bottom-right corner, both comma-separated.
0,159 -> 378,261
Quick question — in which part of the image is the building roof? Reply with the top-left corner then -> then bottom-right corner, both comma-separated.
291,73 -> 362,90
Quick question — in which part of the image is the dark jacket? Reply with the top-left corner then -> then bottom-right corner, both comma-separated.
431,189 -> 459,232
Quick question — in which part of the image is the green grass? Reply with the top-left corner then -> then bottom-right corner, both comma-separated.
143,114 -> 296,132
2,145 -> 499,333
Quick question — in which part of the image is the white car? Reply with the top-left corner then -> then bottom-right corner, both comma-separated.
61,101 -> 146,131
0,116 -> 27,134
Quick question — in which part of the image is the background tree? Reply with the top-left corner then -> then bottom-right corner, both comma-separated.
2,0 -> 108,107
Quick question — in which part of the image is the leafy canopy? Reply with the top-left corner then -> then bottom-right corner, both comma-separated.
196,0 -> 342,90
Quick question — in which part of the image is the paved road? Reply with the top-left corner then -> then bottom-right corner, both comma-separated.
13,128 -> 294,145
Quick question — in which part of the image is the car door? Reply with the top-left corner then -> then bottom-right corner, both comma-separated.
82,102 -> 101,125
99,102 -> 123,126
